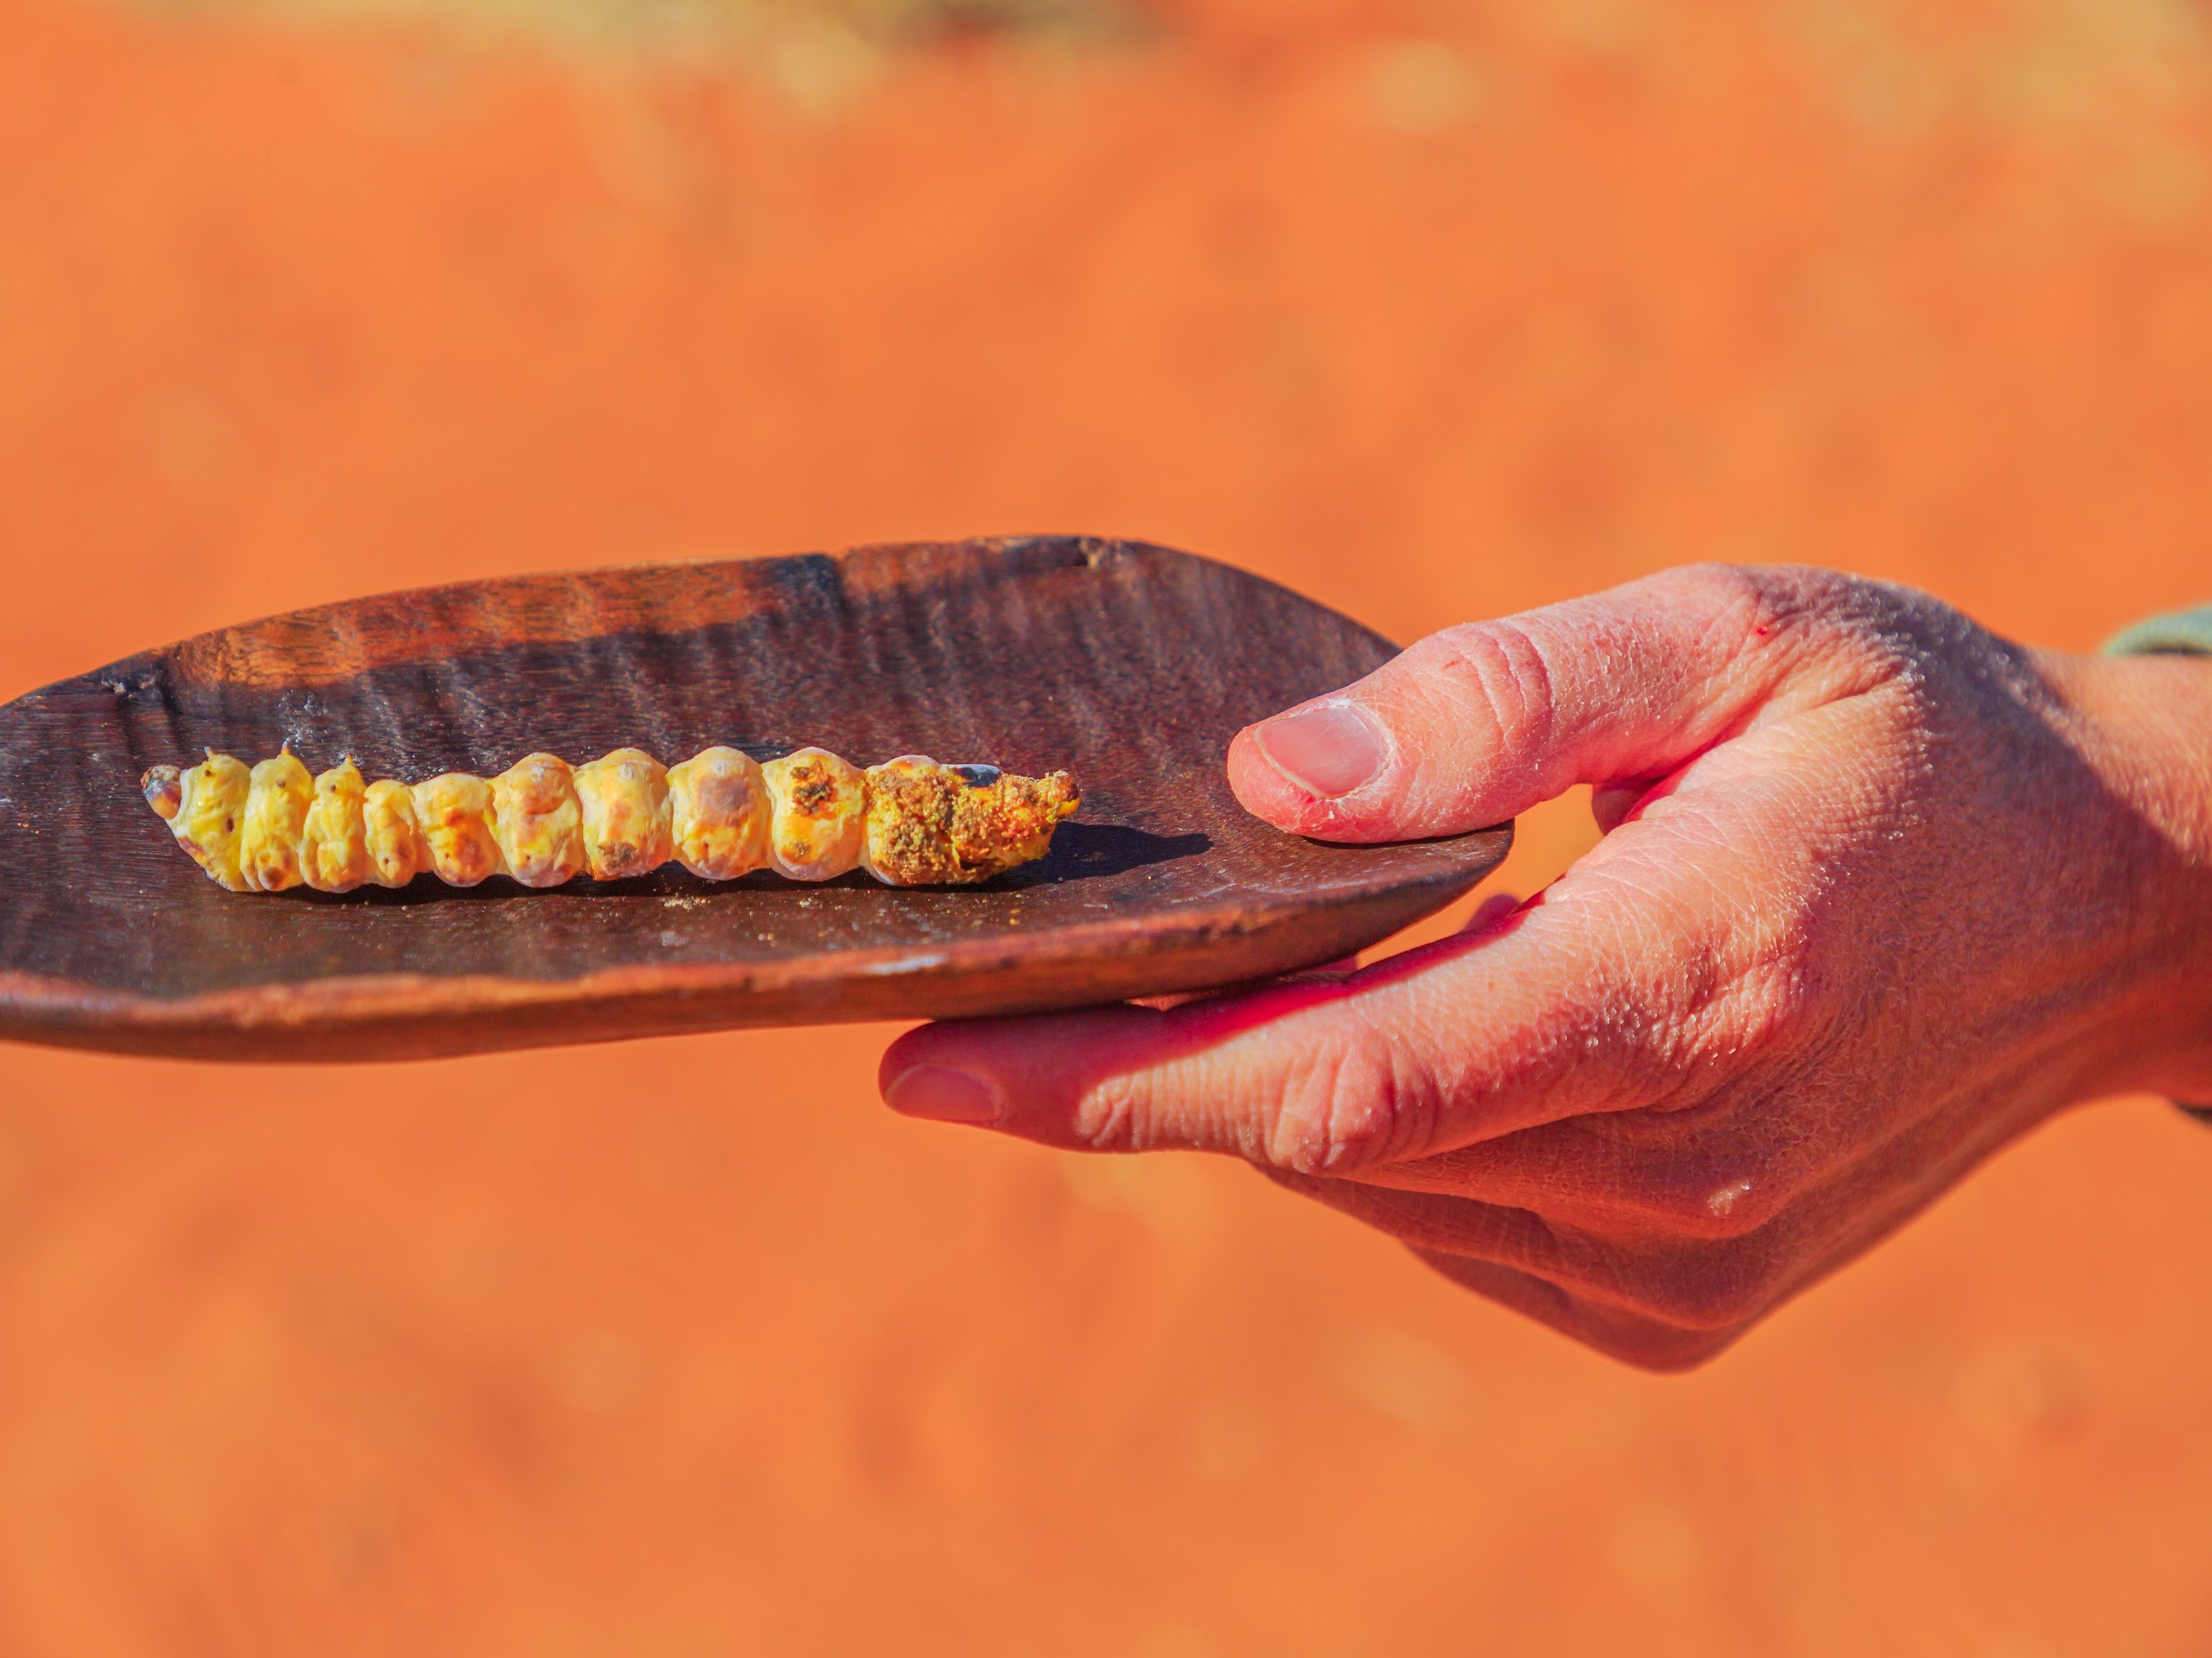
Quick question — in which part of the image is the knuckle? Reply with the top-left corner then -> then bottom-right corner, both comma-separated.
1659,562 -> 1802,642
1665,559 -> 1780,613
1264,1014 -> 1428,1175
1665,561 -> 1915,678
1641,915 -> 1830,1096
1568,1110 -> 1797,1241
1701,952 -> 1823,1068
1665,1173 -> 1786,1241
1627,1158 -> 1786,1242
1718,562 -> 1993,698
1072,1074 -> 1147,1153
1417,620 -> 1558,754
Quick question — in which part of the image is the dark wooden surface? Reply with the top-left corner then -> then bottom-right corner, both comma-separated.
0,538 -> 1510,1061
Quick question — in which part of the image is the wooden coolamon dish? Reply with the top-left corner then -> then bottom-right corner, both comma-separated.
0,537 -> 1509,1061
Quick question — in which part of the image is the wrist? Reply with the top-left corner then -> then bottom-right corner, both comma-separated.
2045,649 -> 2212,1101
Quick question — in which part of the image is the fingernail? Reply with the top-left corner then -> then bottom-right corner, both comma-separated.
1252,703 -> 1386,799
885,1064 -> 1003,1125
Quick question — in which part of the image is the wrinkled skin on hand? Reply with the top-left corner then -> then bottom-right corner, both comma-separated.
881,566 -> 2212,1369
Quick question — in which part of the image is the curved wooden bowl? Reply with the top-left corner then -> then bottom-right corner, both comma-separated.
0,537 -> 1509,1061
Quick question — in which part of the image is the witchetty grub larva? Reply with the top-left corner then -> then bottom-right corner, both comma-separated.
140,746 -> 1078,893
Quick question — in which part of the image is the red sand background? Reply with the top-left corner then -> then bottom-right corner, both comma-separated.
3,0 -> 2211,1651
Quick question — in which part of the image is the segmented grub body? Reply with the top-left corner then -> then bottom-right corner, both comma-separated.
139,746 -> 1077,893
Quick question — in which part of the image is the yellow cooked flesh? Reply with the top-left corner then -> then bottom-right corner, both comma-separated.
299,758 -> 371,892
362,778 -> 423,887
573,748 -> 671,881
411,772 -> 504,887
240,751 -> 314,893
143,746 -> 1077,892
490,753 -> 586,888
668,746 -> 771,881
176,752 -> 252,892
761,746 -> 865,882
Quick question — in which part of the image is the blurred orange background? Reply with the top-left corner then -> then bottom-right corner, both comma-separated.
3,0 -> 2211,1651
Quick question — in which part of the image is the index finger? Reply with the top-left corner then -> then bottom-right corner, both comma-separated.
878,878 -> 1700,1174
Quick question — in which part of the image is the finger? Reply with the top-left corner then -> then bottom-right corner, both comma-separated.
1274,1169 -> 1783,1363
1262,1165 -> 1587,1283
1268,1165 -> 1742,1369
1301,1065 -> 2018,1355
1263,1167 -> 1685,1321
880,882 -> 1704,1171
1332,1114 -> 1786,1239
1408,1252 -> 1737,1372
1227,563 -> 1865,843
1352,1021 -> 2003,1238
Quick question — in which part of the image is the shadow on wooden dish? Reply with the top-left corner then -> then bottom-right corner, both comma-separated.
0,537 -> 1510,1061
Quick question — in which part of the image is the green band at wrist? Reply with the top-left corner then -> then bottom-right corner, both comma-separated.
2103,606 -> 2212,657
2104,602 -> 2212,1121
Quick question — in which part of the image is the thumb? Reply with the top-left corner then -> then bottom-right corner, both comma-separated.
1229,563 -> 1839,842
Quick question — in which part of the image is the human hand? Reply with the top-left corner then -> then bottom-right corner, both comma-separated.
880,566 -> 2212,1368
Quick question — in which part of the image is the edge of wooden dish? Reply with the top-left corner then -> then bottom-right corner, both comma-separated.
0,828 -> 1506,1060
